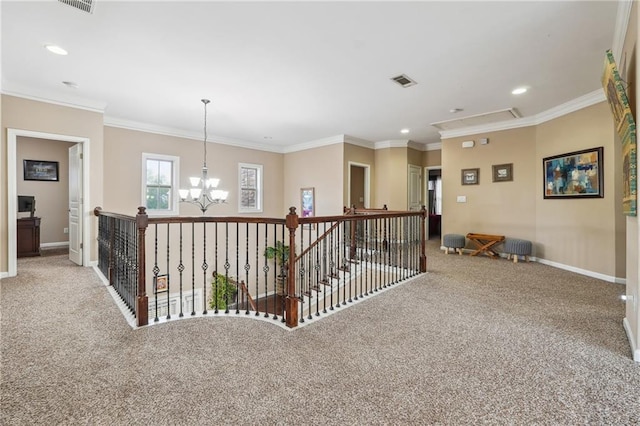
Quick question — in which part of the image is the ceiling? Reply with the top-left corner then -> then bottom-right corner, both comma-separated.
1,1 -> 620,152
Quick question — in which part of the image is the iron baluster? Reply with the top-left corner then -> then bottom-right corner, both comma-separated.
153,223 -> 159,322
166,223 -> 171,320
202,222 -> 208,315
191,222 -> 195,316
178,223 -> 184,318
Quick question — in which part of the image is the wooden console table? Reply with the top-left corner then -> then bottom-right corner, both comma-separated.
17,217 -> 41,258
466,233 -> 504,259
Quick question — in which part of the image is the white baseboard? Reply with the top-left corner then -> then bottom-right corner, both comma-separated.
40,241 -> 69,249
438,246 -> 625,284
623,317 -> 640,363
535,258 -> 622,284
0,271 -> 10,279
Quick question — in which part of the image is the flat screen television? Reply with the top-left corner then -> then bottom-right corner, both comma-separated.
17,195 -> 35,217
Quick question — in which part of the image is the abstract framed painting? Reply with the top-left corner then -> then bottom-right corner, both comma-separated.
543,147 -> 603,199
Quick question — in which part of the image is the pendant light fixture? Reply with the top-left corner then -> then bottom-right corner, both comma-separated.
178,99 -> 228,213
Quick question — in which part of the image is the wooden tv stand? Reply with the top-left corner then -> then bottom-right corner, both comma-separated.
17,217 -> 41,258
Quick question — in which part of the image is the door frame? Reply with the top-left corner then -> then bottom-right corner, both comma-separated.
407,164 -> 422,211
7,129 -> 91,277
347,161 -> 370,209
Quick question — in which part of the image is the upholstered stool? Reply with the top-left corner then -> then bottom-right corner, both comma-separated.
504,238 -> 533,263
443,234 -> 465,255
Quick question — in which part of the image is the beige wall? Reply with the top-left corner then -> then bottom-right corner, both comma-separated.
408,147 -> 422,167
442,126 -> 537,244
422,149 -> 442,167
343,143 -> 375,208
17,137 -> 74,244
104,126 -> 284,217
1,95 -> 104,271
442,103 -> 618,278
375,147 -> 408,210
535,102 -> 617,277
284,143 -> 343,216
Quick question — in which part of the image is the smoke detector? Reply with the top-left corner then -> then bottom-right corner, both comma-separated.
58,0 -> 95,14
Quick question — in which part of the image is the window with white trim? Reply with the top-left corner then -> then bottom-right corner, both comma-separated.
142,153 -> 180,216
238,163 -> 263,213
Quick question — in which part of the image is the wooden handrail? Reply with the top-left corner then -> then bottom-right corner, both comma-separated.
294,220 -> 342,262
239,280 -> 257,312
93,207 -> 136,222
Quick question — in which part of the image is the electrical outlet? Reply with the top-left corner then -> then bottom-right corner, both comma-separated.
64,227 -> 69,234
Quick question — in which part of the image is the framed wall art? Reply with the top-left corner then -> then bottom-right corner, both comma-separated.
154,274 -> 169,293
543,147 -> 603,199
300,187 -> 315,229
492,163 -> 513,182
461,168 -> 479,185
602,49 -> 637,216
23,160 -> 59,182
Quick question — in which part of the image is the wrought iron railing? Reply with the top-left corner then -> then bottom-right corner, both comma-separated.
94,206 -> 426,328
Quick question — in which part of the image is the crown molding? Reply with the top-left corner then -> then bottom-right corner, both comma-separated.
534,89 -> 606,125
104,116 -> 284,154
612,0 -> 633,65
344,135 -> 375,149
439,89 -> 606,139
283,134 -> 347,154
1,86 -> 106,113
374,139 -> 411,149
425,142 -> 442,151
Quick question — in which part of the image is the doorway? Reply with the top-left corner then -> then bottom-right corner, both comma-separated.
348,162 -> 370,209
425,166 -> 442,239
7,129 -> 91,277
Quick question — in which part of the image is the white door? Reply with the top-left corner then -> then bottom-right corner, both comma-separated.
408,164 -> 422,211
69,144 -> 83,265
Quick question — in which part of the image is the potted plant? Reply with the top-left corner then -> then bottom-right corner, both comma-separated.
264,241 -> 290,294
209,272 -> 238,312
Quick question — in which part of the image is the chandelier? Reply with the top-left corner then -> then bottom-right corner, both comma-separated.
178,99 -> 229,213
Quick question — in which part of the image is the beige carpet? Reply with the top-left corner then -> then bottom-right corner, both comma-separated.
1,240 -> 638,425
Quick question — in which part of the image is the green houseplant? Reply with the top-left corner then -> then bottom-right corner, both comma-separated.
264,241 -> 290,294
209,272 -> 238,311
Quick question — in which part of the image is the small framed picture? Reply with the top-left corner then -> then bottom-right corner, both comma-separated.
23,160 -> 59,182
492,163 -> 513,182
461,168 -> 479,185
154,274 -> 168,293
300,187 -> 315,229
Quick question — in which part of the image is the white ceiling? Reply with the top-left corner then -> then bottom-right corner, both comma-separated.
1,1 -> 620,152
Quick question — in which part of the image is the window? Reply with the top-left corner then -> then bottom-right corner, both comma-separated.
238,163 -> 263,213
142,153 -> 179,216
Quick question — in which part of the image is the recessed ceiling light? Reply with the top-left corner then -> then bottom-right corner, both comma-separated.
62,81 -> 78,89
512,87 -> 527,95
400,129 -> 410,134
449,108 -> 463,113
45,44 -> 68,55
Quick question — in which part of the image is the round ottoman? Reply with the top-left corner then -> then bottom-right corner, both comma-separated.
504,238 -> 532,263
443,234 -> 465,255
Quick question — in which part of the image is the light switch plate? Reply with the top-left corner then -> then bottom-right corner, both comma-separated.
457,196 -> 467,203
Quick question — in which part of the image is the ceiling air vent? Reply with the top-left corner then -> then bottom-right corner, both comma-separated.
391,74 -> 417,88
58,0 -> 95,14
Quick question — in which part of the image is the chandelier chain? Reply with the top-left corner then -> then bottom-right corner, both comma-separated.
202,99 -> 209,168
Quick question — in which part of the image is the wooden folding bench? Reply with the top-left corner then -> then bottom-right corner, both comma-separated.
465,233 -> 505,259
